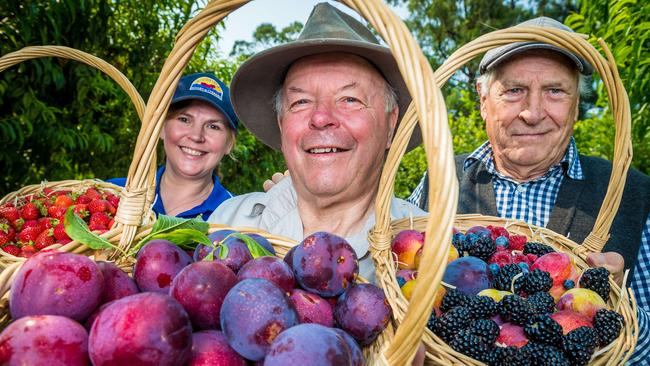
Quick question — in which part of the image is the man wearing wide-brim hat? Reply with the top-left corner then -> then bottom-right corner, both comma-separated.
208,2 -> 424,282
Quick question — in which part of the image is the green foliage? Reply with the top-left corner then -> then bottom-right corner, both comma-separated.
566,0 -> 650,174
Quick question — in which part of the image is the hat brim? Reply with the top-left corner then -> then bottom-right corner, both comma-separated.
230,38 -> 421,152
171,93 -> 238,132
479,42 -> 593,75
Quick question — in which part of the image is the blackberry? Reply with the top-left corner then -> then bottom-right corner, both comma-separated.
524,314 -> 563,346
467,318 -> 500,344
465,295 -> 499,319
426,311 -> 437,332
452,232 -> 466,252
499,294 -> 534,325
527,291 -> 555,315
488,346 -> 528,366
562,326 -> 597,366
521,269 -> 553,295
468,235 -> 496,261
523,242 -> 555,256
458,233 -> 478,254
491,263 -> 523,291
522,342 -> 570,366
449,329 -> 494,363
440,288 -> 469,313
432,306 -> 472,342
593,309 -> 624,346
579,267 -> 610,302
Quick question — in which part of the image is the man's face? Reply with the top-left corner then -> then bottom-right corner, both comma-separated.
278,53 -> 398,202
480,52 -> 580,179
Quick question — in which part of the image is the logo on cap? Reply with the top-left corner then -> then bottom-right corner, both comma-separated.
189,77 -> 224,100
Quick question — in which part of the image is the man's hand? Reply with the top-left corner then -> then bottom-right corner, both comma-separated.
586,251 -> 625,287
263,170 -> 290,192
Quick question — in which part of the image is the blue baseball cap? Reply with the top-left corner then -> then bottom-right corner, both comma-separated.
171,72 -> 239,131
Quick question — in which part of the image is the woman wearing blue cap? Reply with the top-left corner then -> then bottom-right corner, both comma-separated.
109,73 -> 238,220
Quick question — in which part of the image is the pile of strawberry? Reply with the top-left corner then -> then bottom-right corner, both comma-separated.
0,187 -> 119,258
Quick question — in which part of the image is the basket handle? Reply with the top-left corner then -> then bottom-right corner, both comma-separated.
0,46 -> 145,120
370,27 -> 632,360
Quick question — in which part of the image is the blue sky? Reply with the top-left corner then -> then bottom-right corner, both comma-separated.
215,0 -> 409,56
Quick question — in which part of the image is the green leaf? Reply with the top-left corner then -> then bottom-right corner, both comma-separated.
131,214 -> 209,255
229,232 -> 274,258
149,228 -> 211,249
63,206 -> 124,255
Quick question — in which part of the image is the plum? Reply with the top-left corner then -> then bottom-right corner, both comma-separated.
237,256 -> 295,292
331,328 -> 365,366
283,245 -> 297,269
188,330 -> 246,366
170,261 -> 237,330
96,260 -> 139,304
292,232 -> 358,297
0,315 -> 89,365
133,239 -> 192,293
264,323 -> 352,366
442,256 -> 491,296
213,235 -> 253,273
334,283 -> 391,346
288,288 -> 334,327
10,251 -> 104,321
220,278 -> 297,361
88,292 -> 192,366
194,230 -> 235,261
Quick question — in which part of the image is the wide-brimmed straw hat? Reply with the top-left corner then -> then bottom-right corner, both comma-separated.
230,2 -> 420,151
479,17 -> 594,75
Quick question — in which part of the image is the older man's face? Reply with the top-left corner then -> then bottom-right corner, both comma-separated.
278,53 -> 398,201
480,52 -> 580,179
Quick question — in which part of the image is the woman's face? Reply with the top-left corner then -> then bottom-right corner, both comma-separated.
160,99 -> 234,180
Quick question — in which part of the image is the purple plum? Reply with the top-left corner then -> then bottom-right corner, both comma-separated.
237,256 -> 295,292
133,239 -> 192,293
264,323 -> 353,366
96,260 -> 139,304
443,256 -> 491,295
188,330 -> 246,366
288,288 -> 334,327
334,283 -> 391,346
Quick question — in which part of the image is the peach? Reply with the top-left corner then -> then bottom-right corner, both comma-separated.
531,252 -> 578,300
477,289 -> 512,302
556,288 -> 607,319
400,279 -> 417,300
496,323 -> 528,348
414,244 -> 458,269
391,230 -> 424,270
550,309 -> 593,335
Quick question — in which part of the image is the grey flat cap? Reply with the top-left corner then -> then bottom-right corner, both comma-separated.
479,17 -> 593,75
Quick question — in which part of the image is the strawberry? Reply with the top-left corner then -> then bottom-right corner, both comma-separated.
0,223 -> 16,245
2,244 -> 20,256
19,244 -> 36,258
38,217 -> 58,230
54,194 -> 74,208
11,218 -> 24,231
57,238 -> 72,245
85,187 -> 103,200
53,223 -> 70,241
105,201 -> 117,216
73,204 -> 89,219
88,199 -> 107,214
34,229 -> 55,251
43,187 -> 55,197
106,193 -> 120,208
487,225 -> 510,240
18,225 -> 42,244
22,219 -> 44,232
47,205 -> 67,220
20,202 -> 41,220
508,234 -> 527,251
0,204 -> 20,222
89,212 -> 111,230
75,195 -> 92,204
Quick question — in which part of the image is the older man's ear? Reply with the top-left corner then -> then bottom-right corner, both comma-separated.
385,106 -> 399,149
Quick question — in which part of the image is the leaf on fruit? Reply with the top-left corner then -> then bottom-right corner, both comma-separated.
131,214 -> 209,255
149,228 -> 211,249
63,206 -> 124,254
229,232 -> 274,258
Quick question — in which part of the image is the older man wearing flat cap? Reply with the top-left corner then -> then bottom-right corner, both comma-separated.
408,17 -> 650,364
208,3 -> 424,284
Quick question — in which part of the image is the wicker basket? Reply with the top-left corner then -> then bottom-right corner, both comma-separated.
126,0 -> 451,363
0,45 -> 159,265
369,25 -> 638,365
